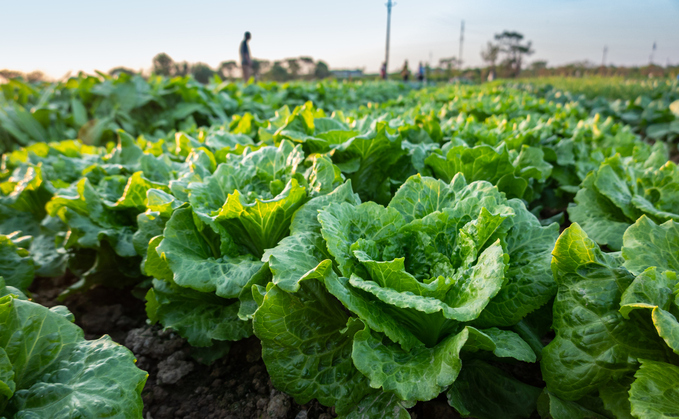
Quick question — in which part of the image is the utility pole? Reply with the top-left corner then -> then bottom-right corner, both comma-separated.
458,20 -> 465,70
385,0 -> 396,73
602,45 -> 608,67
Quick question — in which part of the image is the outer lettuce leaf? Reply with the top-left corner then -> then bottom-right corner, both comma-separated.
155,207 -> 262,299
446,359 -> 542,419
542,223 -> 674,401
619,217 -> 679,355
425,142 -> 551,202
622,216 -> 679,275
618,267 -> 679,355
0,295 -> 147,418
342,391 -> 415,419
253,279 -> 372,415
351,325 -> 534,401
568,155 -> 679,250
537,390 -> 610,419
0,234 -> 35,291
0,165 -> 52,220
27,216 -> 68,278
0,277 -> 26,299
47,177 -> 137,258
146,279 -> 252,347
629,359 -> 679,418
329,121 -> 406,204
474,198 -> 559,327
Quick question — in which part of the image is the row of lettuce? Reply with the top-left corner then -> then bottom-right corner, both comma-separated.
0,73 -> 413,153
1,82 -> 679,418
515,79 -> 679,142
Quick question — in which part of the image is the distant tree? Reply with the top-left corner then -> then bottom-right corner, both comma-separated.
494,31 -> 534,77
152,53 -> 175,76
0,70 -> 24,80
480,42 -> 500,69
25,71 -> 46,82
286,58 -> 301,79
529,60 -> 548,71
480,42 -> 500,81
174,61 -> 190,77
252,59 -> 270,79
218,61 -> 238,80
270,61 -> 289,81
527,60 -> 548,77
314,61 -> 331,79
297,57 -> 316,78
190,63 -> 215,83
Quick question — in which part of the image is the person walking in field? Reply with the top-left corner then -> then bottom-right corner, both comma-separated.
380,62 -> 387,80
401,60 -> 410,81
417,62 -> 425,83
240,31 -> 252,82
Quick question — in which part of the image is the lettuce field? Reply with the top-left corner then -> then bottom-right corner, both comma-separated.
1,74 -> 679,419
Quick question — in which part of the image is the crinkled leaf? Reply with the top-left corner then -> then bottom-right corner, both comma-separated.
446,359 -> 541,419
146,279 -> 251,347
542,223 -> 672,401
252,279 -> 372,414
157,208 -> 262,298
629,359 -> 679,419
0,296 -> 146,418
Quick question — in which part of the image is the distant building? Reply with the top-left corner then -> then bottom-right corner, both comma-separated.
331,69 -> 364,79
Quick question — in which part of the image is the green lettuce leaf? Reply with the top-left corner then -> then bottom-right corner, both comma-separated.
542,223 -> 673,401
0,234 -> 35,291
446,359 -> 542,419
629,359 -> 679,419
351,324 -> 534,401
253,279 -> 372,415
0,295 -> 147,417
156,207 -> 262,299
568,155 -> 679,250
146,279 -> 251,347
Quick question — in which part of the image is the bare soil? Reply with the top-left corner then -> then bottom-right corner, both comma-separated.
29,275 -> 462,419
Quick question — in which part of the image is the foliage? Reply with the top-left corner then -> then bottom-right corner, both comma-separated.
541,220 -> 679,417
0,75 -> 414,153
1,78 -> 679,418
0,291 -> 147,417
252,174 -> 557,415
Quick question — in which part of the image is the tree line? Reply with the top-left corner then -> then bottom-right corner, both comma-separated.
426,30 -> 678,82
151,53 -> 331,83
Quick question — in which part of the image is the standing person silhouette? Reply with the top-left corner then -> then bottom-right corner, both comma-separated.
401,60 -> 410,81
417,62 -> 425,82
240,31 -> 252,82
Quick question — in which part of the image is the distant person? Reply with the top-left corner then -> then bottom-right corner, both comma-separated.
240,31 -> 252,82
380,62 -> 387,80
401,60 -> 410,81
417,62 -> 425,82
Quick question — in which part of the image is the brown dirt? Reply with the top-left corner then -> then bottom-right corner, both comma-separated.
28,275 -> 463,419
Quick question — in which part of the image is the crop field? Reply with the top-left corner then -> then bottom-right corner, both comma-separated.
1,75 -> 679,419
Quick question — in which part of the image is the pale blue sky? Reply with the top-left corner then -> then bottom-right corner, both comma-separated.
1,0 -> 678,78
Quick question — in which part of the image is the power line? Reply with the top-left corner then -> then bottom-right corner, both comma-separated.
384,0 -> 396,72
